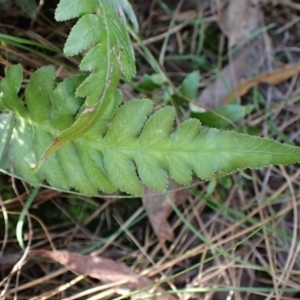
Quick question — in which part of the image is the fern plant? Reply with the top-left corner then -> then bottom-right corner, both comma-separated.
1,0 -> 300,196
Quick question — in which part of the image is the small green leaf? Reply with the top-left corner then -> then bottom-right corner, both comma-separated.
102,150 -> 143,196
32,130 -> 70,190
0,64 -> 27,117
76,143 -> 116,193
233,125 -> 260,136
55,0 -> 99,21
103,99 -> 153,144
10,119 -> 42,185
50,76 -> 85,130
3,64 -> 23,94
206,180 -> 217,195
139,74 -> 167,91
217,176 -> 232,189
64,14 -> 102,56
56,143 -> 98,196
192,104 -> 254,128
180,70 -> 200,99
25,66 -> 56,124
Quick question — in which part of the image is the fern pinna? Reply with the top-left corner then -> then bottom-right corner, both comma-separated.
1,0 -> 300,196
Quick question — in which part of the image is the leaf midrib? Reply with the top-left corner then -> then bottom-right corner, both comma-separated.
19,115 -> 300,158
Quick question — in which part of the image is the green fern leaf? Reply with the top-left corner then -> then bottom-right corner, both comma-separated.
1,66 -> 300,196
98,99 -> 300,195
0,65 -> 117,195
2,0 -> 300,197
31,0 -> 136,171
55,0 -> 99,21
55,0 -> 138,32
0,64 -> 27,117
55,0 -> 135,81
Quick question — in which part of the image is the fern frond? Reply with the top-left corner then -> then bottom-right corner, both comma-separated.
55,0 -> 138,32
2,0 -> 300,196
1,65 -> 300,196
0,65 -> 118,195
98,99 -> 300,195
31,0 -> 136,170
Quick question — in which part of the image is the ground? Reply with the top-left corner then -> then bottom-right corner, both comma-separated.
1,0 -> 300,299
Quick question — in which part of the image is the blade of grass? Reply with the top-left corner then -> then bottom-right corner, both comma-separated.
0,34 -> 62,53
16,186 -> 40,250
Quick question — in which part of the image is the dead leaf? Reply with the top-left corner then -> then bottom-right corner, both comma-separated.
198,0 -> 273,109
142,180 -> 188,251
0,253 -> 22,267
31,249 -> 176,300
218,0 -> 263,47
197,35 -> 271,109
223,63 -> 300,104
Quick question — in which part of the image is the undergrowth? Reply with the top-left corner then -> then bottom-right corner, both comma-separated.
1,1 -> 300,300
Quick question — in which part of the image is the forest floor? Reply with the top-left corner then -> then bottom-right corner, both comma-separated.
1,0 -> 300,299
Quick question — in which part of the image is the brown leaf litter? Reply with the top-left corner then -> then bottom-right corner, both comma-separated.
197,0 -> 273,109
31,249 -> 176,300
142,180 -> 189,253
223,62 -> 300,104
